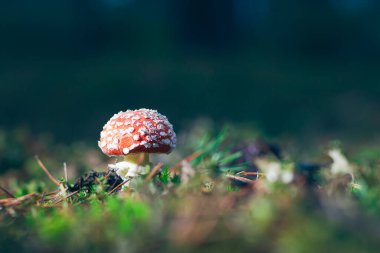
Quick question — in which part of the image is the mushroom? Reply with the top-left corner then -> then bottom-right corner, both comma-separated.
98,109 -> 176,180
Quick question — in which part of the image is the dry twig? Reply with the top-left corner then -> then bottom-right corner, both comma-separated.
0,193 -> 39,207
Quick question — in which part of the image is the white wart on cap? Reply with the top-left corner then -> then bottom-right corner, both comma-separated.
98,109 -> 176,156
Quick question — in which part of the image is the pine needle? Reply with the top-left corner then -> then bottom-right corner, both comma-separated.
0,185 -> 15,198
35,156 -> 60,186
108,178 -> 131,195
145,162 -> 164,182
170,150 -> 202,175
63,162 -> 68,182
226,174 -> 254,184
53,190 -> 79,205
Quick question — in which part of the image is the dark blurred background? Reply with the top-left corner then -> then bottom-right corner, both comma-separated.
1,0 -> 380,143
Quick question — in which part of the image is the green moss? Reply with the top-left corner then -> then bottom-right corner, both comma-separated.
2,127 -> 380,253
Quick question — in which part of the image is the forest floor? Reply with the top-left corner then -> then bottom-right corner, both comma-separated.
1,124 -> 380,253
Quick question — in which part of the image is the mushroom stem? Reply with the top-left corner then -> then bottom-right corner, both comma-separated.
110,153 -> 151,181
124,153 -> 150,166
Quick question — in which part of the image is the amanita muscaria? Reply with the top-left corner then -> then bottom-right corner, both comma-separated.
98,109 -> 176,180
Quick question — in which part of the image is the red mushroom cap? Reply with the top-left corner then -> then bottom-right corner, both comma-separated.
98,109 -> 176,156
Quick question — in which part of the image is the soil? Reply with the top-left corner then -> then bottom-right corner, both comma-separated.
67,170 -> 124,193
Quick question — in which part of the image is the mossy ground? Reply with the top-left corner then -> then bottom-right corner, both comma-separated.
1,124 -> 380,253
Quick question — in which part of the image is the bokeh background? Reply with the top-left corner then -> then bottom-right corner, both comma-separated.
2,3 -> 380,252
1,0 -> 380,144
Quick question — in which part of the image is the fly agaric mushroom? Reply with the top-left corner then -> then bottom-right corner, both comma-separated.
98,109 -> 176,180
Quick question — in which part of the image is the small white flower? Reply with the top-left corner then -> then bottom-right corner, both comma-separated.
281,170 -> 294,184
257,159 -> 294,184
265,162 -> 281,182
328,149 -> 353,175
